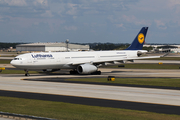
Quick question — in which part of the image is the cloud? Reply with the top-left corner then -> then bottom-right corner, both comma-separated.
0,0 -> 180,43
167,0 -> 180,15
66,3 -> 78,15
33,0 -> 48,7
122,15 -> 136,22
115,24 -> 123,28
41,10 -> 53,17
167,0 -> 180,7
154,20 -> 167,30
0,0 -> 27,6
64,26 -> 77,31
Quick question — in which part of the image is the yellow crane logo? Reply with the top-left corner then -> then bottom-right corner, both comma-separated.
138,33 -> 144,44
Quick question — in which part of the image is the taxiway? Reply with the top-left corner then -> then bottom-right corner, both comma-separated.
0,68 -> 180,106
1,62 -> 180,115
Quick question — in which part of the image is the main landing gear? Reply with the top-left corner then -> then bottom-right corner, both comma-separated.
24,69 -> 30,76
70,70 -> 79,75
91,71 -> 101,75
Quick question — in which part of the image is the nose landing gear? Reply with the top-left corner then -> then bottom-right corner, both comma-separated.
24,69 -> 30,76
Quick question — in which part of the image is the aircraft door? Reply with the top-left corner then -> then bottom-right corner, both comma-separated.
57,57 -> 61,62
27,57 -> 32,63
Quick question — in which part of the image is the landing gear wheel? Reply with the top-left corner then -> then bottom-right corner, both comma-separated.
91,71 -> 101,75
97,71 -> 101,75
25,73 -> 30,76
24,69 -> 30,76
70,70 -> 79,75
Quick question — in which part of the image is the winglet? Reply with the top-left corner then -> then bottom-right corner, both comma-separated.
126,27 -> 148,50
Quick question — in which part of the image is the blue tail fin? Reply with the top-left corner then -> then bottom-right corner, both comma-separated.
126,27 -> 148,50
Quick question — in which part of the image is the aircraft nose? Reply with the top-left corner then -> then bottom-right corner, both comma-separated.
10,60 -> 16,66
10,60 -> 13,64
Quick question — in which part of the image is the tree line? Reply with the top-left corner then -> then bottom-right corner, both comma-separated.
76,43 -> 153,51
0,42 -> 22,50
0,42 -> 153,51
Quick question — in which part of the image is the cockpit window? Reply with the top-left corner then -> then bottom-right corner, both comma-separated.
13,58 -> 22,60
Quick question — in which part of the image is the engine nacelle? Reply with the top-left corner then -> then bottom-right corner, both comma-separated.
77,64 -> 97,74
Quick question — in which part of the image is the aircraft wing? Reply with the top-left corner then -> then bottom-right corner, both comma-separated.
70,55 -> 161,65
124,56 -> 161,60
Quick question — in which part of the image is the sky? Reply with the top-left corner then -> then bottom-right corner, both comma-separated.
0,0 -> 180,44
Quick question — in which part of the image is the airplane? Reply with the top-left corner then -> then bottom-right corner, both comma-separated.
10,27 -> 161,76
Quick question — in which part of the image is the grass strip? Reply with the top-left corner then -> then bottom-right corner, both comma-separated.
0,59 -> 11,64
0,52 -> 18,54
124,64 -> 180,69
0,96 -> 180,120
66,78 -> 180,88
0,55 -> 17,57
102,63 -> 180,69
0,70 -> 39,74
147,57 -> 180,60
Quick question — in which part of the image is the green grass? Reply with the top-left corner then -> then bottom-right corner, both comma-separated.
0,96 -> 180,120
0,69 -> 39,74
0,55 -> 17,57
102,63 -> 180,69
148,57 -> 180,60
124,64 -> 180,69
0,52 -> 19,54
66,78 -> 180,88
0,59 -> 11,64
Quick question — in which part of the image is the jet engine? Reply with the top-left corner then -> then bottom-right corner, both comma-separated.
77,64 -> 97,74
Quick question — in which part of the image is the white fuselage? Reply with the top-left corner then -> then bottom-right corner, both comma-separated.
10,50 -> 138,70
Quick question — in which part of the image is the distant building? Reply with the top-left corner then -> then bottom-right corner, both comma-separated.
16,42 -> 89,52
143,44 -> 180,53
